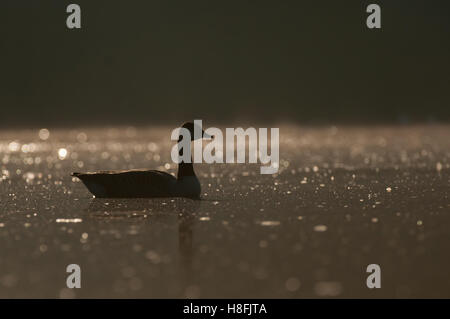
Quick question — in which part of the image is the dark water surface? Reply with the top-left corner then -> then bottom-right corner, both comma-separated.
0,125 -> 449,298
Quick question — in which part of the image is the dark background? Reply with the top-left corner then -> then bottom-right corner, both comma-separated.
0,0 -> 449,127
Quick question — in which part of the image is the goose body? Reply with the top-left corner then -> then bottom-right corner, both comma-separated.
72,169 -> 200,199
71,122 -> 208,199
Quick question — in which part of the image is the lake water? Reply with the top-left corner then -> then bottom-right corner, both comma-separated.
0,125 -> 449,298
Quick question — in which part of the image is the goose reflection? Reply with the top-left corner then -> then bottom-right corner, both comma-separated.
177,204 -> 196,269
85,198 -> 200,269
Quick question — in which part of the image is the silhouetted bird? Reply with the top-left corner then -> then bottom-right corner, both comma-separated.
72,122 -> 211,199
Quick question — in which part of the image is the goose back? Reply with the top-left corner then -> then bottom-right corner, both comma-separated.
72,170 -> 177,198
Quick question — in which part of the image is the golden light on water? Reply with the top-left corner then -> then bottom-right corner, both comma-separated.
259,221 -> 281,226
8,141 -> 20,152
55,218 -> 82,223
57,148 -> 68,160
38,128 -> 50,141
0,125 -> 449,298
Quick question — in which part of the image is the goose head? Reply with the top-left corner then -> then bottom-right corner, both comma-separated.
180,122 -> 213,140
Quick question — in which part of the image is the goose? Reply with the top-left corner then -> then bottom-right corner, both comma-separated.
71,122 -> 210,199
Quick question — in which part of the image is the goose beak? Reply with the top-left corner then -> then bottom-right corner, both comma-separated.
202,131 -> 214,139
